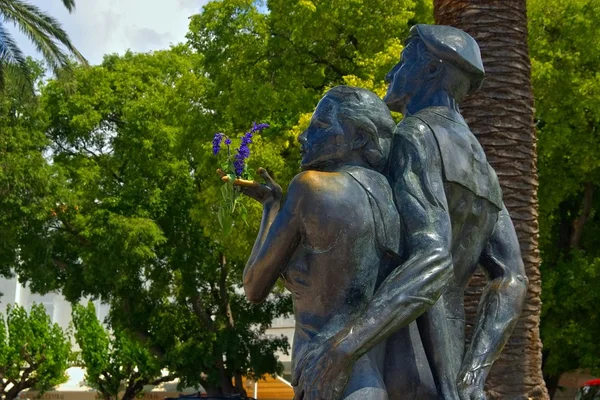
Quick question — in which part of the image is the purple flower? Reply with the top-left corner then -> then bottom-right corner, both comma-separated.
234,157 -> 245,177
233,132 -> 253,176
250,122 -> 270,133
237,145 -> 250,159
241,131 -> 252,146
212,133 -> 224,155
213,123 -> 269,176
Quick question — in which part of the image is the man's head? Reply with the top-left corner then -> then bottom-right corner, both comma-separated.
384,24 -> 485,114
298,86 -> 395,171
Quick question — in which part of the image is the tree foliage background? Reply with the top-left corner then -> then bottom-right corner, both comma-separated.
529,0 -> 600,392
1,0 -> 431,394
1,0 -> 599,395
72,301 -> 174,400
0,304 -> 71,400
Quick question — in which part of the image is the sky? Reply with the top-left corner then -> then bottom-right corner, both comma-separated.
11,0 -> 209,66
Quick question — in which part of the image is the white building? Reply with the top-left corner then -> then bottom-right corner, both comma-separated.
267,315 -> 295,374
0,275 -> 110,330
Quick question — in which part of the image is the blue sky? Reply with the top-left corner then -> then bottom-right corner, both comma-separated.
10,0 -> 209,66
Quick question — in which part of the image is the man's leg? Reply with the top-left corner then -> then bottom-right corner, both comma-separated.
343,342 -> 388,400
417,291 -> 464,400
384,322 -> 437,400
344,387 -> 388,400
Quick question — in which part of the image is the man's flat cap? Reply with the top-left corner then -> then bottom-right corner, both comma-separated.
409,24 -> 485,93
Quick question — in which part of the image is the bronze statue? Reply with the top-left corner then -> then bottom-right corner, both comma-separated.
237,24 -> 528,400
235,86 -> 407,399
382,25 -> 530,400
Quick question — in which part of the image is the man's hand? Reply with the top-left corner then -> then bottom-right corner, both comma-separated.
457,369 -> 487,400
218,167 -> 282,205
292,338 -> 353,400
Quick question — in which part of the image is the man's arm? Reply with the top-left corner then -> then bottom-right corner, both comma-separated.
457,205 -> 528,398
243,173 -> 306,303
332,118 -> 454,361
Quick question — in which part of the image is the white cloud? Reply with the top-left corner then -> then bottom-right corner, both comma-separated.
9,0 -> 208,65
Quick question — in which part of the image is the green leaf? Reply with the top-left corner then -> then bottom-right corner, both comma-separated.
71,302 -> 166,399
1,304 -> 71,398
529,0 -> 600,379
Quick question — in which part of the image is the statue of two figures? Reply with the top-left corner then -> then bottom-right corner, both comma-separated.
234,24 -> 529,400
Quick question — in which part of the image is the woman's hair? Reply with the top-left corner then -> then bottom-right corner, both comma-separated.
325,86 -> 396,171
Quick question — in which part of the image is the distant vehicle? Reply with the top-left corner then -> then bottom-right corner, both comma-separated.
576,378 -> 600,400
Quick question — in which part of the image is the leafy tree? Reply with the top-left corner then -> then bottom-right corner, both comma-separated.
6,0 -> 432,394
0,303 -> 71,400
0,60 -> 56,286
19,47 -> 292,395
72,302 -> 173,400
186,0 -> 420,132
0,0 -> 87,89
528,0 -> 600,396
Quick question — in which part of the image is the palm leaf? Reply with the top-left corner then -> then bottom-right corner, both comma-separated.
0,0 -> 88,74
0,22 -> 31,90
60,0 -> 76,13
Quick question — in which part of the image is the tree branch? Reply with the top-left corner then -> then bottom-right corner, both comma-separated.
52,139 -> 79,157
6,352 -> 41,400
151,374 -> 176,386
95,378 -> 112,399
123,371 -> 141,400
131,330 -> 166,359
120,297 -> 166,359
270,32 -> 348,79
191,292 -> 216,333
218,254 -> 235,328
51,256 -> 69,271
570,182 -> 594,250
51,137 -> 124,184
56,219 -> 90,247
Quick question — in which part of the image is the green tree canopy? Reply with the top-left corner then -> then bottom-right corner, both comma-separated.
0,303 -> 71,400
4,0 -> 432,394
186,0 -> 425,131
30,46 -> 291,395
0,60 -> 56,285
529,0 -> 600,389
72,302 -> 173,400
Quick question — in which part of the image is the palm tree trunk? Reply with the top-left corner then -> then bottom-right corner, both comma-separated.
433,1 -> 549,399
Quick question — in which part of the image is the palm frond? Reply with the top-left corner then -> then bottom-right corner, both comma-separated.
61,0 -> 76,13
0,22 -> 32,91
0,0 -> 88,74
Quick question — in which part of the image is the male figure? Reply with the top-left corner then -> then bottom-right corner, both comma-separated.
293,25 -> 529,400
237,86 -> 416,399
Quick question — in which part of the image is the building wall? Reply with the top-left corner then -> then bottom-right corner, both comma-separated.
265,314 -> 295,378
0,276 -> 110,332
0,276 -> 18,316
266,315 -> 295,365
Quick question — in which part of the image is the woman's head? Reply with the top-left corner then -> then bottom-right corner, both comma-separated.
298,86 -> 395,171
